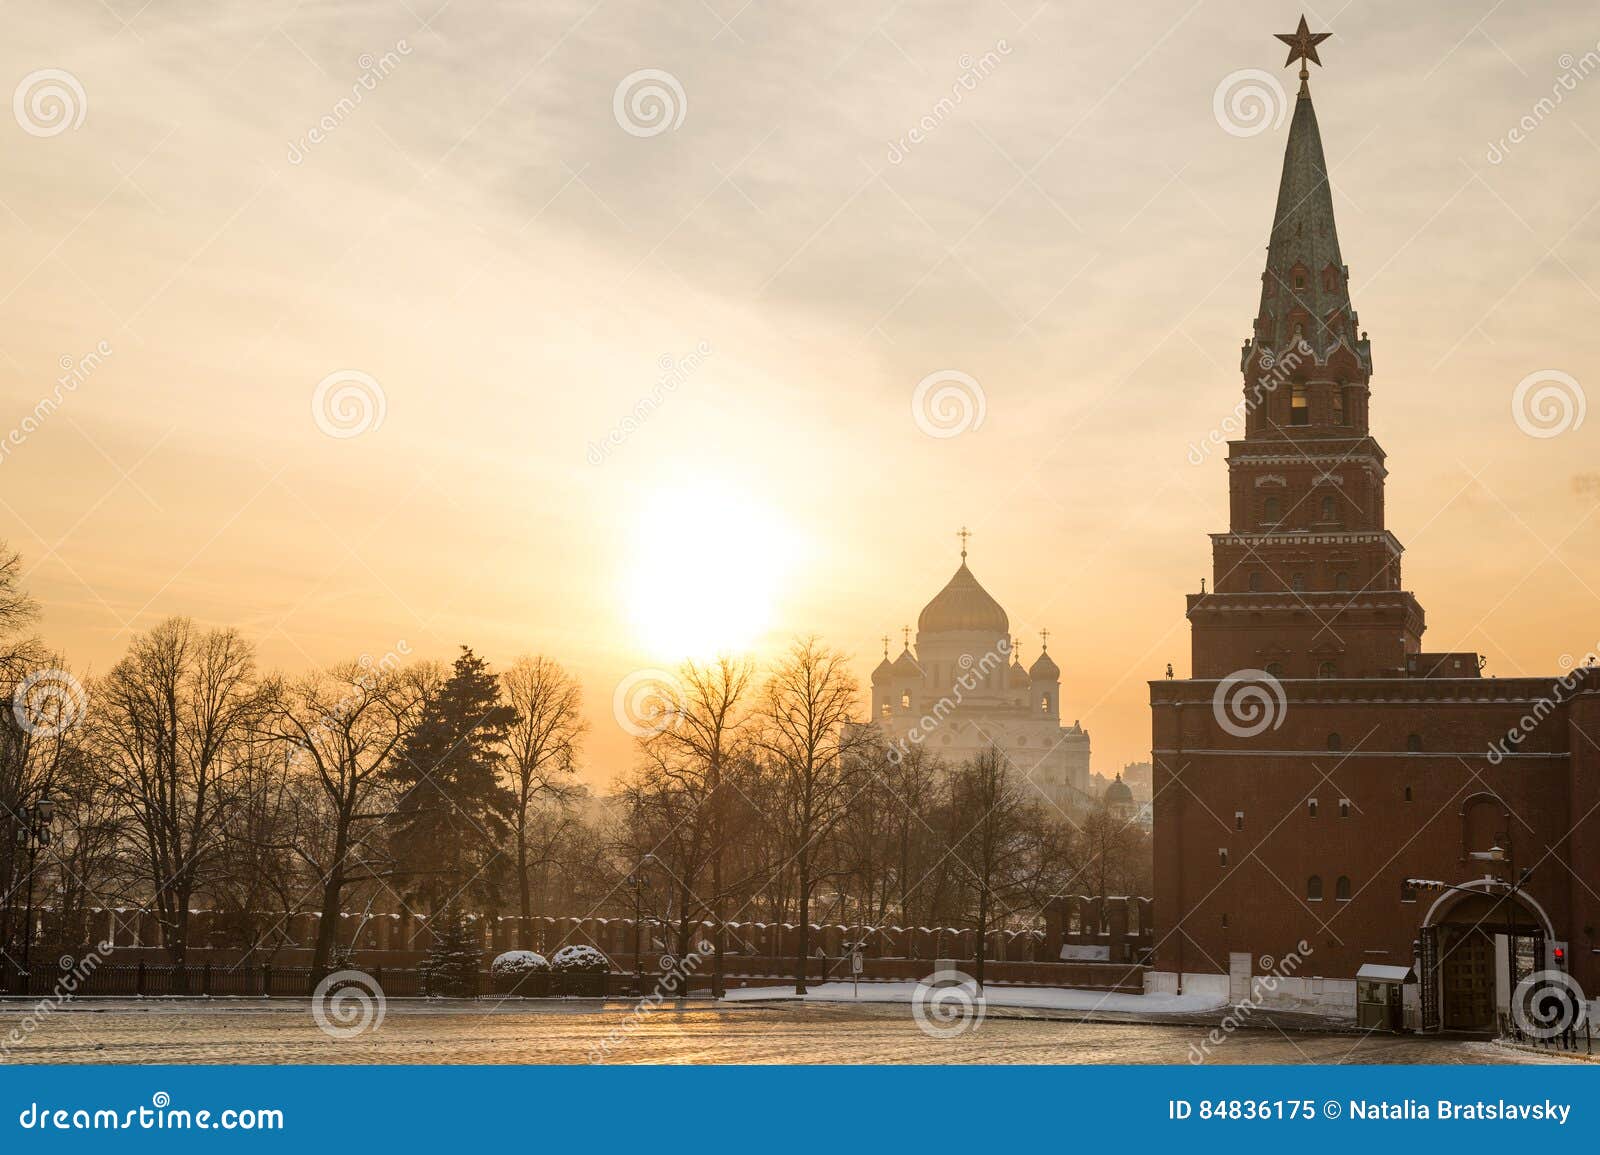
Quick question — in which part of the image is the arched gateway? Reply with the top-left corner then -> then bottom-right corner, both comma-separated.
1418,881 -> 1553,1032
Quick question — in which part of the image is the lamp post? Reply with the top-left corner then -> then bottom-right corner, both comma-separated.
630,853 -> 656,996
14,797 -> 56,991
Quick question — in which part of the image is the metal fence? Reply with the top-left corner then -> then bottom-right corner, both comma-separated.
0,960 -> 609,1000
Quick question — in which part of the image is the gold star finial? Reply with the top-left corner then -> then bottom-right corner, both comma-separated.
1275,15 -> 1331,83
957,525 -> 971,559
1039,627 -> 1051,651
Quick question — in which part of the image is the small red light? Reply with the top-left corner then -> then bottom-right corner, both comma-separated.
1554,947 -> 1565,961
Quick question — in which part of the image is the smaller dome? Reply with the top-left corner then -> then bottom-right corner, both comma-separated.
1105,774 -> 1133,803
1029,648 -> 1059,681
1008,659 -> 1030,688
891,648 -> 923,678
871,656 -> 895,684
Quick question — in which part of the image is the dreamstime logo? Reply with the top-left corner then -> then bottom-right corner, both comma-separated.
1188,940 -> 1313,1063
911,370 -> 985,439
1186,339 -> 1310,465
1486,44 -> 1600,165
588,939 -> 714,1063
13,69 -> 87,137
1,340 -> 113,467
1488,646 -> 1599,764
1511,370 -> 1585,439
286,40 -> 412,165
0,939 -> 115,1059
612,668 -> 683,737
613,69 -> 687,137
1511,969 -> 1587,1041
311,969 -> 386,1039
886,40 -> 1011,164
588,341 -> 712,465
911,969 -> 985,1039
12,668 -> 87,738
886,638 -> 1010,764
1212,669 -> 1286,738
1212,69 -> 1286,138
311,370 -> 387,439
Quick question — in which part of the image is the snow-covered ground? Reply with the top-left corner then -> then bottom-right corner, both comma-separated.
723,981 -> 1226,1016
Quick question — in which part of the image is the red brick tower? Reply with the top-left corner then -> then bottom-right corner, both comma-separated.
1151,22 -> 1599,1026
1188,67 -> 1426,680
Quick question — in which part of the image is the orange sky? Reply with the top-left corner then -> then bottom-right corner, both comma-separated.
2,2 -> 1597,785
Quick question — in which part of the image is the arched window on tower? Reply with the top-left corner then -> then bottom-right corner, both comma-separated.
1332,384 -> 1346,425
1291,383 -> 1309,425
1327,732 -> 1342,751
1318,661 -> 1337,679
1336,875 -> 1351,901
1266,662 -> 1285,679
1248,572 -> 1262,591
900,692 -> 911,709
1263,496 -> 1280,525
1307,875 -> 1323,901
1320,496 -> 1335,521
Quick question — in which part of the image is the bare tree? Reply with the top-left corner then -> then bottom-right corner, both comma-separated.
90,618 -> 261,963
265,660 -> 428,971
1076,801 -> 1151,902
947,748 -> 1032,989
213,738 -> 303,958
639,656 -> 753,993
500,655 -> 585,939
0,544 -> 39,684
759,638 -> 871,993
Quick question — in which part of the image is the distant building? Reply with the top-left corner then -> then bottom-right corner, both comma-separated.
869,534 -> 1091,809
1150,35 -> 1599,1030
1119,760 -> 1152,798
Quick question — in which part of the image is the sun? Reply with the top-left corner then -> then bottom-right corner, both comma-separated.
622,480 -> 799,660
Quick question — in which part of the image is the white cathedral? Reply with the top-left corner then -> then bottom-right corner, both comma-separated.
868,536 -> 1092,810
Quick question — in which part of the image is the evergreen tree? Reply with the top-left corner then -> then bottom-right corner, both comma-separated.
421,907 -> 481,997
386,647 -> 516,913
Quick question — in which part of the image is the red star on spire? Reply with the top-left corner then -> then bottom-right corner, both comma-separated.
1275,15 -> 1332,80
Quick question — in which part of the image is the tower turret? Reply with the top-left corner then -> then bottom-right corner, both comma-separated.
1189,25 -> 1425,680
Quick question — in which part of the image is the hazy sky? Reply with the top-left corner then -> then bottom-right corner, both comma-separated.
3,1 -> 1597,784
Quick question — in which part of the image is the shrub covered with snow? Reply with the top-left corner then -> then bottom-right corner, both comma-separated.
551,944 -> 610,973
491,950 -> 549,975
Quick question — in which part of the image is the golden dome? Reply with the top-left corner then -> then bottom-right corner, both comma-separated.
917,562 -> 1009,635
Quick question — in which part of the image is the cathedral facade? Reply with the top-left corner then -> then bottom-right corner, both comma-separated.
1149,28 -> 1600,1030
869,541 -> 1091,810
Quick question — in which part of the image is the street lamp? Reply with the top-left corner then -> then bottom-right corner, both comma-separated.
13,798 -> 55,992
630,853 -> 657,996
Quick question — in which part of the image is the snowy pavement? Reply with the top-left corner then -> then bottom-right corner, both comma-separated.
723,980 -> 1227,1016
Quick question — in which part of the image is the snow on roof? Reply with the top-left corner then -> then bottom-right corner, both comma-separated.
1356,963 -> 1414,982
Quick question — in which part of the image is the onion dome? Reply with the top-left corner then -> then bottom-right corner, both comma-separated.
917,561 -> 1009,635
1029,647 -> 1059,681
871,655 -> 895,684
1008,658 -> 1031,688
1105,774 -> 1133,805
